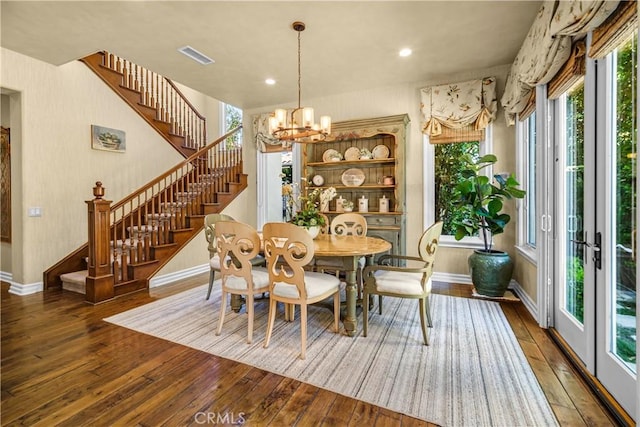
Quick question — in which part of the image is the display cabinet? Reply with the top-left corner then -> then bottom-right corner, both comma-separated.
303,114 -> 409,258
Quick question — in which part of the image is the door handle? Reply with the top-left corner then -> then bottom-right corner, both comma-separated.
570,232 -> 601,269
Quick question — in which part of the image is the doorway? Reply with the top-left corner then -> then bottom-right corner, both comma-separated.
550,34 -> 637,419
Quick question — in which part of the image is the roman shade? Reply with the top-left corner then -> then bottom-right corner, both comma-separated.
420,77 -> 497,144
253,113 -> 291,153
501,0 -> 620,125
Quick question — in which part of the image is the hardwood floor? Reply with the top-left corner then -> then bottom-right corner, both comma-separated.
1,275 -> 619,426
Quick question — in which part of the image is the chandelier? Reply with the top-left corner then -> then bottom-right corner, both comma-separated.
269,21 -> 331,143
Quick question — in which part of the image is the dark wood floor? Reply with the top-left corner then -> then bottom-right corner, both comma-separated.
1,275 -> 619,426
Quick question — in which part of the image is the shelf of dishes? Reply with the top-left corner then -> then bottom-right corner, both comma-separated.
307,158 -> 396,167
305,184 -> 395,190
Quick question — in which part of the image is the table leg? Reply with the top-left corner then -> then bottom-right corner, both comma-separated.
343,264 -> 358,337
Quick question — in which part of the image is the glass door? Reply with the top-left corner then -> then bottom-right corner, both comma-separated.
553,78 -> 596,365
595,33 -> 637,417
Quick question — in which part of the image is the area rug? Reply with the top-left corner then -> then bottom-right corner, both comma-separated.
105,284 -> 559,427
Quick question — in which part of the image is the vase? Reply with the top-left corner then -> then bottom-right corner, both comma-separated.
305,226 -> 320,239
468,250 -> 514,297
320,200 -> 329,212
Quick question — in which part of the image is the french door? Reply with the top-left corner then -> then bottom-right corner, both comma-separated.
551,34 -> 637,419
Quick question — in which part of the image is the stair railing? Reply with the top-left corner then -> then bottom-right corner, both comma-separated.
84,126 -> 243,301
102,52 -> 206,150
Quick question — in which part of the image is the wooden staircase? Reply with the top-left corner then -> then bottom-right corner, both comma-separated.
80,51 -> 207,158
43,51 -> 248,303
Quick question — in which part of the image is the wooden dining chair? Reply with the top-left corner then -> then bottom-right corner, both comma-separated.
262,222 -> 341,359
362,221 -> 443,345
214,220 -> 270,344
314,213 -> 368,292
204,213 -> 265,300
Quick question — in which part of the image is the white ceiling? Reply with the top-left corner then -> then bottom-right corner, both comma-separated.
1,1 -> 541,110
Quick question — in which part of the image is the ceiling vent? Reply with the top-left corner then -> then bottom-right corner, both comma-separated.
178,46 -> 215,65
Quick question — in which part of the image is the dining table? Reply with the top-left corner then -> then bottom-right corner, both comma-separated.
230,232 -> 392,337
312,234 -> 392,336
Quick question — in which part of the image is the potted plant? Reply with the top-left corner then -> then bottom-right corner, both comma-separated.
290,186 -> 336,238
452,154 -> 525,297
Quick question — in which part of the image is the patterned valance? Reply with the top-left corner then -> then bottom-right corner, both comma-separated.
501,0 -> 620,125
420,77 -> 497,138
253,112 -> 291,153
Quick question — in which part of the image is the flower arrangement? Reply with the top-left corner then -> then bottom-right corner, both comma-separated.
342,200 -> 354,211
289,184 -> 337,229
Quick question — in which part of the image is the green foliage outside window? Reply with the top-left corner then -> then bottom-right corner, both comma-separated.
434,142 -> 480,235
224,104 -> 243,148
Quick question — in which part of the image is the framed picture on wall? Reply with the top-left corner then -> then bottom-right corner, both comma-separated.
91,125 -> 126,153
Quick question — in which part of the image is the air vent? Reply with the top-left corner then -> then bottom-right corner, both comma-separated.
178,46 -> 215,65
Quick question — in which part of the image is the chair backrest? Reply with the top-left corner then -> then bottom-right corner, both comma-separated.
262,222 -> 314,300
418,221 -> 444,278
214,220 -> 261,287
204,213 -> 235,258
330,213 -> 368,236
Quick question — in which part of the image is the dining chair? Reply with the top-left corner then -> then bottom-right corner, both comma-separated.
362,221 -> 443,345
314,213 -> 368,292
214,220 -> 270,344
262,222 -> 341,359
204,213 -> 265,300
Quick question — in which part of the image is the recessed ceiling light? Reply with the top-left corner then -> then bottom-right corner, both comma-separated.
399,48 -> 412,57
178,46 -> 215,65
265,78 -> 276,85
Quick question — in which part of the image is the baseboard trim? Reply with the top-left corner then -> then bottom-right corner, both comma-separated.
508,280 -> 538,321
149,264 -> 209,288
8,281 -> 43,295
0,270 -> 12,283
432,272 -> 473,285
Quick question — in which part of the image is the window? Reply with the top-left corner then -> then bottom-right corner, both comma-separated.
223,103 -> 242,148
516,112 -> 537,260
423,127 -> 492,247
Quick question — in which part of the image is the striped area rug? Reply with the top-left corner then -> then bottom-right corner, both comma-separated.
105,284 -> 559,427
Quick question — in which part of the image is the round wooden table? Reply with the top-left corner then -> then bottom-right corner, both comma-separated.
312,234 -> 391,336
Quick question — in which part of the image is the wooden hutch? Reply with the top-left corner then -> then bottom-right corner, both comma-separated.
303,114 -> 409,258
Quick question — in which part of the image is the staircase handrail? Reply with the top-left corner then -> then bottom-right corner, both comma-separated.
165,79 -> 206,121
111,125 -> 241,213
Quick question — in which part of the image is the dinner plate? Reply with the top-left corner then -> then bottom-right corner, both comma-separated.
341,168 -> 365,187
322,149 -> 342,162
372,144 -> 390,159
344,147 -> 361,161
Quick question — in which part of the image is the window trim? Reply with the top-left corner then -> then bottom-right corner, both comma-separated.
516,112 -> 538,263
423,126 -> 493,248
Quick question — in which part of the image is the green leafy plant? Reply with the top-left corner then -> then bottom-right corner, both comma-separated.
452,154 -> 526,251
289,187 -> 335,229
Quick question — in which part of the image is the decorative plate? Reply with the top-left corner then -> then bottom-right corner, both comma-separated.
312,174 -> 324,186
323,149 -> 342,162
341,168 -> 365,187
344,147 -> 361,161
372,144 -> 390,159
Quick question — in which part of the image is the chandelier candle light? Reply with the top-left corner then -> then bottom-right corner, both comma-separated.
269,21 -> 331,143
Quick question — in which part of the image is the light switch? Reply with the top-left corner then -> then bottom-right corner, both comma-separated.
28,207 -> 42,217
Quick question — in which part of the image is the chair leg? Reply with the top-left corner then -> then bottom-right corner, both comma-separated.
300,304 -> 307,360
378,295 -> 383,315
206,269 -> 216,300
264,298 -> 277,349
418,298 -> 429,346
333,292 -> 340,333
216,290 -> 227,336
426,295 -> 433,328
363,290 -> 369,337
246,293 -> 254,344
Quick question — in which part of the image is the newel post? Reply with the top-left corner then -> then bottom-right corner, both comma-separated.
85,181 -> 114,304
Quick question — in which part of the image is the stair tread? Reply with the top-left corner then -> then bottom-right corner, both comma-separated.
60,270 -> 88,284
